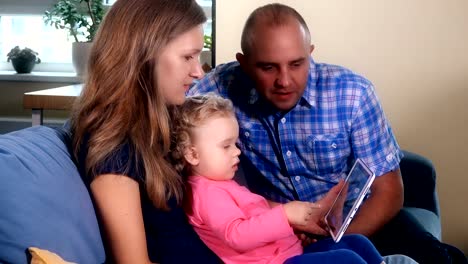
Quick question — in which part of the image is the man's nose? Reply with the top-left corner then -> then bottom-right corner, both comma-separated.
275,68 -> 291,87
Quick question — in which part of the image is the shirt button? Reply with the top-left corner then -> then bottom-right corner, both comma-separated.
286,150 -> 292,157
281,118 -> 286,124
244,131 -> 250,137
386,154 -> 393,162
295,176 -> 301,182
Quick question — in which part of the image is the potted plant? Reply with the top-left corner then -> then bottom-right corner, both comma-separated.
44,0 -> 105,76
204,35 -> 212,51
6,46 -> 41,74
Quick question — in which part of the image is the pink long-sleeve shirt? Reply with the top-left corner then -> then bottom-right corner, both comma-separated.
186,175 -> 303,264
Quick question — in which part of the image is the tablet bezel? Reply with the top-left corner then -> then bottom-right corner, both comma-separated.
324,158 -> 375,242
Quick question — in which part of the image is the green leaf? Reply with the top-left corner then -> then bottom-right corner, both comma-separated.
43,0 -> 105,42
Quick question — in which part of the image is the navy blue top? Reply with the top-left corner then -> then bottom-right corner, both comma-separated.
77,139 -> 220,264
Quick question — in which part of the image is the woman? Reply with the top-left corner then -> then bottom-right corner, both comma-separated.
70,0 -> 219,263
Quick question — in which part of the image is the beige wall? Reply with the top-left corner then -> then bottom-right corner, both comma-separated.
216,0 -> 468,253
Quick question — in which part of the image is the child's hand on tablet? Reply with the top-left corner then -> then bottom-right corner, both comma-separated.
283,201 -> 321,226
287,180 -> 346,236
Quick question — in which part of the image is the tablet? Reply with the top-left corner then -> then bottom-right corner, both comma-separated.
324,158 -> 375,243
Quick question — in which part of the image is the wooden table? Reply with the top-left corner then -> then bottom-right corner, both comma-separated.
23,84 -> 83,126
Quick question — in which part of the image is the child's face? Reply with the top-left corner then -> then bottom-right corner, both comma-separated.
188,115 -> 241,180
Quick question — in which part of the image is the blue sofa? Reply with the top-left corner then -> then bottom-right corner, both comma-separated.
0,125 -> 441,263
0,126 -> 105,263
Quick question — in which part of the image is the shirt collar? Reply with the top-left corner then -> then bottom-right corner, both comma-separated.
299,57 -> 317,108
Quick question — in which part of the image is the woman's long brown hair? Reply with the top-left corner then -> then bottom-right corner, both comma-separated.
71,0 -> 206,209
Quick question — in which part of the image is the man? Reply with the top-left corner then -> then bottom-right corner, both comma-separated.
189,3 -> 466,263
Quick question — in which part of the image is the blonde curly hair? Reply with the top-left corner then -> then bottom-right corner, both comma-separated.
170,93 -> 235,176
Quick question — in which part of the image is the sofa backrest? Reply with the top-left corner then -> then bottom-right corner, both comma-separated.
0,126 -> 105,263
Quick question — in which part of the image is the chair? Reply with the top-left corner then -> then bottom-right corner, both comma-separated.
400,150 -> 441,240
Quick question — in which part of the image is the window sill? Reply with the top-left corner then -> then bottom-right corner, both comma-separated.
0,71 -> 82,83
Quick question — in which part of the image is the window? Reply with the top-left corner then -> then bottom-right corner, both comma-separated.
0,15 -> 74,71
197,0 -> 213,37
0,0 -> 213,72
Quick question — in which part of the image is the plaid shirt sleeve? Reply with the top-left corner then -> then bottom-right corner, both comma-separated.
350,82 -> 403,176
187,62 -> 236,96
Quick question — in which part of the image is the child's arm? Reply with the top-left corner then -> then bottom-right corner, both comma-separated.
267,200 -> 280,208
193,187 -> 298,253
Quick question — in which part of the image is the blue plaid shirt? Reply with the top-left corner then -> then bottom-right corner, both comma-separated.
188,58 -> 402,204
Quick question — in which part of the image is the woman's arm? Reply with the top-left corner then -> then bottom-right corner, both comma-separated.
91,174 -> 153,264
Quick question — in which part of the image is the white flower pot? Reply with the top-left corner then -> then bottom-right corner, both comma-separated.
72,42 -> 93,77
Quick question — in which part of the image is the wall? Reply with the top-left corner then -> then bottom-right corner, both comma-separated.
216,0 -> 468,253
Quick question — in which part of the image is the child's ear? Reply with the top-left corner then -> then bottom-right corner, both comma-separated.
184,146 -> 199,166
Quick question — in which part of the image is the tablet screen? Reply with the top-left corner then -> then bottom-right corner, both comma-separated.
324,159 -> 375,242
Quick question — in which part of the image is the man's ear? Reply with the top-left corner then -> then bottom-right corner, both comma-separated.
236,52 -> 248,71
309,44 -> 315,54
236,52 -> 244,64
184,146 -> 199,166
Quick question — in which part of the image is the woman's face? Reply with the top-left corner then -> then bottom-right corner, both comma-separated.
156,24 -> 205,105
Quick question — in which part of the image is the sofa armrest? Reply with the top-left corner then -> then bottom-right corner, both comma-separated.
400,150 -> 440,217
402,207 -> 441,240
0,126 -> 105,263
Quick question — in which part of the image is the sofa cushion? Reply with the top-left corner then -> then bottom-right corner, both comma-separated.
402,207 -> 442,240
0,126 -> 105,263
